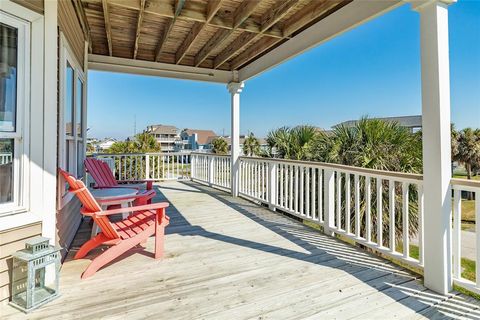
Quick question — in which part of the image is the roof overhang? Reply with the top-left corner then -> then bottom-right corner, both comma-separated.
87,0 -> 405,84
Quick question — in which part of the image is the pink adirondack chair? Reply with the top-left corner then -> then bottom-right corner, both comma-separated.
85,158 -> 154,204
59,169 -> 170,279
85,157 -> 154,190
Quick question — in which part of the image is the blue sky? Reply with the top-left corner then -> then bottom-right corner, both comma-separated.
87,1 -> 480,140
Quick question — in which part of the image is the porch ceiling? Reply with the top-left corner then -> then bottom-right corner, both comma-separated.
78,0 -> 403,82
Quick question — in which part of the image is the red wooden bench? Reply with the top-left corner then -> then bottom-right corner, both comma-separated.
59,168 -> 170,279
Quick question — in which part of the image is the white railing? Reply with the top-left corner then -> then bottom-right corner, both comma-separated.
451,178 -> 480,294
95,152 -> 191,181
0,153 -> 12,165
191,153 -> 231,189
239,157 -> 425,269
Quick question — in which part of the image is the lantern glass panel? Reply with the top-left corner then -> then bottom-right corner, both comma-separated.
11,259 -> 28,308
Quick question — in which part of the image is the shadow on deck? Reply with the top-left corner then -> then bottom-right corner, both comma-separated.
3,181 -> 480,319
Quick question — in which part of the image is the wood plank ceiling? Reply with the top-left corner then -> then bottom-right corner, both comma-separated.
80,0 -> 351,71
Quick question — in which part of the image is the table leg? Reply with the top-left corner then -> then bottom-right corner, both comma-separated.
90,205 -> 106,238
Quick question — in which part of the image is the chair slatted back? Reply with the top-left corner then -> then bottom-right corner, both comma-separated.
85,158 -> 118,188
59,168 -> 120,240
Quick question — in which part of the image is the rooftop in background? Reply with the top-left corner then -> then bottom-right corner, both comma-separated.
334,115 -> 422,131
182,129 -> 217,145
145,124 -> 179,135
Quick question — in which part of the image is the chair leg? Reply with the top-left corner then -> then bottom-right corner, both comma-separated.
75,234 -> 108,260
81,236 -> 143,279
155,225 -> 165,259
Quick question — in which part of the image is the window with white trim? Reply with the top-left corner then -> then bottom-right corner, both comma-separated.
58,34 -> 86,207
0,12 -> 30,215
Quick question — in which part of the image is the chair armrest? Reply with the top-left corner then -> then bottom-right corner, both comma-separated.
96,190 -> 156,205
93,202 -> 169,216
93,185 -> 141,190
117,180 -> 154,190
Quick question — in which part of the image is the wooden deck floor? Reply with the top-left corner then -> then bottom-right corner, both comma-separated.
3,181 -> 480,319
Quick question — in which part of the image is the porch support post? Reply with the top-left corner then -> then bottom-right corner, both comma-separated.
227,82 -> 244,197
413,0 -> 455,294
43,0 -> 58,243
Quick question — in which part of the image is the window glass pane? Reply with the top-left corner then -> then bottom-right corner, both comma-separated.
77,141 -> 84,176
0,23 -> 18,132
0,139 -> 14,204
65,63 -> 74,136
66,139 -> 71,172
76,78 -> 83,137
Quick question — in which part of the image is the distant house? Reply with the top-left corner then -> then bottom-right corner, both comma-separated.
180,129 -> 217,151
145,124 -> 180,152
97,138 -> 117,151
334,115 -> 422,133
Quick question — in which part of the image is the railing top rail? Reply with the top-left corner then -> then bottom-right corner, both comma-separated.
451,178 -> 480,190
239,156 -> 423,182
94,152 -> 192,157
191,152 -> 230,158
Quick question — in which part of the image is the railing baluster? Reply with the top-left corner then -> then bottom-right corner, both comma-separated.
345,173 -> 351,234
377,177 -> 383,247
311,168 -> 316,220
354,174 -> 360,238
279,164 -> 283,207
389,180 -> 396,252
336,172 -> 342,229
300,166 -> 304,215
295,166 -> 299,214
402,182 -> 409,258
306,167 -> 310,218
453,188 -> 461,279
366,177 -> 371,243
318,169 -> 323,223
289,164 -> 293,210
418,185 -> 424,265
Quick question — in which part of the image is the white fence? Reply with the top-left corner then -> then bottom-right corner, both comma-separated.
95,152 -> 191,181
0,153 -> 12,165
190,153 -> 480,295
191,153 -> 231,189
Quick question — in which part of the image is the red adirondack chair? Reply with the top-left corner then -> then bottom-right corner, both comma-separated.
85,157 -> 154,190
59,169 -> 170,279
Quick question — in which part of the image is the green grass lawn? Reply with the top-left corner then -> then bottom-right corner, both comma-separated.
461,200 -> 477,223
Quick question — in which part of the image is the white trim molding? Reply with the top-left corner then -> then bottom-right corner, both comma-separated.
88,54 -> 234,84
237,0 -> 403,81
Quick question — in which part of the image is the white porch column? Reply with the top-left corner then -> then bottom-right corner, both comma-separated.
413,0 -> 455,294
42,0 -> 58,244
227,82 -> 244,197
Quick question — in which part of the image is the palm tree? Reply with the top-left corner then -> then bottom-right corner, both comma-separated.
243,133 -> 261,156
310,117 -> 423,244
107,133 -> 160,154
453,128 -> 480,180
452,128 -> 480,200
212,137 -> 228,155
266,125 -> 319,160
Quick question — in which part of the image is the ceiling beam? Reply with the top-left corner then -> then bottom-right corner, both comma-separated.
213,0 -> 299,69
238,0 -> 403,81
72,0 -> 92,52
194,0 -> 261,67
230,0 -> 344,70
133,0 -> 146,59
89,54 -> 234,84
154,0 -> 186,62
175,0 -> 223,64
84,0 -> 284,39
101,0 -> 112,56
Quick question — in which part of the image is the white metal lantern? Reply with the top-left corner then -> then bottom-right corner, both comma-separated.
10,237 -> 61,313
